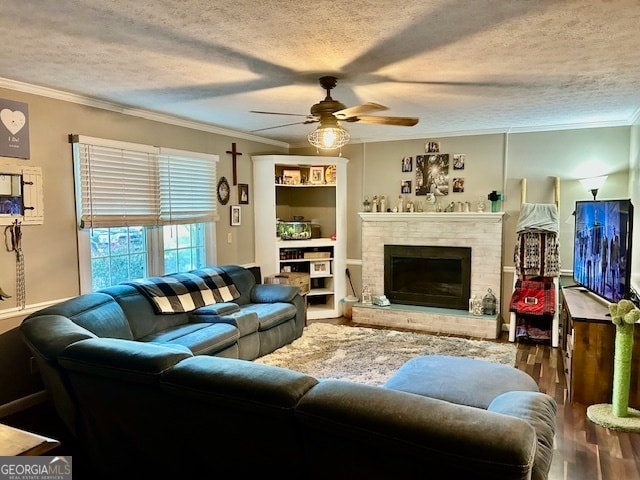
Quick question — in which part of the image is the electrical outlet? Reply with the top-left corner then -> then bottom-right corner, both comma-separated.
227,232 -> 233,244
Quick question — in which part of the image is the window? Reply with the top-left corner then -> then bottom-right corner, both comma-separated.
163,223 -> 207,274
71,135 -> 219,292
90,226 -> 147,291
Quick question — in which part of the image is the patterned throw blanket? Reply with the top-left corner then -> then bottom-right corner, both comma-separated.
126,268 -> 240,314
513,231 -> 560,278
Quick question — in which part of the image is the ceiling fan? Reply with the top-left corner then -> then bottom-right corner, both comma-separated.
250,76 -> 419,149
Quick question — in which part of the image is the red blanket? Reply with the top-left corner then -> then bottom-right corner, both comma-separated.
509,279 -> 555,316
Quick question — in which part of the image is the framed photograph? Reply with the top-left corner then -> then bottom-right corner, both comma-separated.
453,154 -> 465,170
401,156 -> 413,172
230,205 -> 241,226
401,180 -> 412,194
453,177 -> 465,193
217,176 -> 230,205
309,166 -> 325,184
426,141 -> 440,153
415,154 -> 449,196
238,183 -> 249,204
282,169 -> 301,185
310,260 -> 331,277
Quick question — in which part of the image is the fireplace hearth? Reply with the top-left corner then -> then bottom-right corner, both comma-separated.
384,245 -> 471,310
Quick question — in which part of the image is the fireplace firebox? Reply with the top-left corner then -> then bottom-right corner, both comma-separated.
384,245 -> 471,310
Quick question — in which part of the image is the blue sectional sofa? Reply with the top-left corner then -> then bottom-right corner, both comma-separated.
20,264 -> 556,479
20,264 -> 305,437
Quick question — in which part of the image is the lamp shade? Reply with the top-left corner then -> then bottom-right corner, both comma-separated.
579,175 -> 608,191
307,126 -> 350,150
579,175 -> 608,200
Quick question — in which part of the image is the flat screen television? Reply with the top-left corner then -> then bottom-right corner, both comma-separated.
573,199 -> 634,304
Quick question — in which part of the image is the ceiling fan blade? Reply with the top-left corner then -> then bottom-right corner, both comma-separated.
348,115 -> 419,126
333,102 -> 388,120
250,119 -> 318,133
251,110 -> 315,118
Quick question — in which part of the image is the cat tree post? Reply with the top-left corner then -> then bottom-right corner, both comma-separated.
612,320 -> 634,417
587,299 -> 640,431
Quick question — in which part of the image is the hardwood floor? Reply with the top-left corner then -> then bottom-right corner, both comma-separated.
516,341 -> 640,480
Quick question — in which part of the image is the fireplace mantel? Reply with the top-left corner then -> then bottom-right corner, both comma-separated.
358,212 -> 505,223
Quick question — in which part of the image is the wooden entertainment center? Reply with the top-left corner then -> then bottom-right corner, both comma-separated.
561,286 -> 640,408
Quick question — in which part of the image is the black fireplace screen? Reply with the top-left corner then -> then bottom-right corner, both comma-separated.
384,245 -> 471,310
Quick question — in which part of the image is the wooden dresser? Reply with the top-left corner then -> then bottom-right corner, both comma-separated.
561,287 -> 640,407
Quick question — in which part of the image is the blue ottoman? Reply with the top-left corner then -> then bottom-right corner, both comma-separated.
384,355 -> 539,408
384,355 -> 556,480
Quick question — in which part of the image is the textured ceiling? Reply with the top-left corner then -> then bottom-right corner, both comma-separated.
1,0 -> 640,147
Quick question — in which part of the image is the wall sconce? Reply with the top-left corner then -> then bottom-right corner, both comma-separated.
579,175 -> 608,200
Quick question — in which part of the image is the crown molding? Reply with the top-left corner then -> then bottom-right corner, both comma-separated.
0,77 -> 289,149
346,119 -> 635,145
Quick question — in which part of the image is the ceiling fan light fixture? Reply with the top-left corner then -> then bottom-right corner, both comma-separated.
307,125 -> 350,150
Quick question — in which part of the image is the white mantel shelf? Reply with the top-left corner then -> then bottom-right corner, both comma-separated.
358,212 -> 505,222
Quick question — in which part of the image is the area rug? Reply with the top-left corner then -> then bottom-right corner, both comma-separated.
256,323 -> 517,386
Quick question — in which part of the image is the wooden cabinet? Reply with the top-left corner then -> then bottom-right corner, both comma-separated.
561,286 -> 640,407
252,155 -> 347,319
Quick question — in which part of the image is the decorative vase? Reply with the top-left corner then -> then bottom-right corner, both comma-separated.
491,200 -> 499,213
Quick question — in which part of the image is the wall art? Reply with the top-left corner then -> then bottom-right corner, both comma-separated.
0,98 -> 30,159
217,176 -> 230,205
401,180 -> 412,194
415,154 -> 449,196
238,183 -> 249,204
230,205 -> 241,226
453,177 -> 465,193
453,154 -> 465,170
426,141 -> 440,153
401,156 -> 413,172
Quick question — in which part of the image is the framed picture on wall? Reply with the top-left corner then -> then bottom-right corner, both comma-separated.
426,141 -> 440,153
238,183 -> 249,204
402,156 -> 413,172
453,154 -> 465,170
230,205 -> 241,226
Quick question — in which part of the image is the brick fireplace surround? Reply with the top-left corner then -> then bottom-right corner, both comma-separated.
353,212 -> 505,339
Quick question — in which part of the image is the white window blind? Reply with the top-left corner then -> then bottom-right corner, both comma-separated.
71,136 -> 219,228
158,148 -> 217,225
